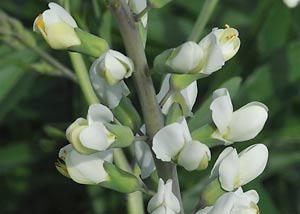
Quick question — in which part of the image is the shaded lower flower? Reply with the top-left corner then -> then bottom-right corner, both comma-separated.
196,188 -> 260,214
147,179 -> 180,214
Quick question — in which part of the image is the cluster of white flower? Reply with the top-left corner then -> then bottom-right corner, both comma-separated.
34,2 -> 269,214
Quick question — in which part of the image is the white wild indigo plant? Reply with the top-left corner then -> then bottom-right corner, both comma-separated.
34,1 -> 269,213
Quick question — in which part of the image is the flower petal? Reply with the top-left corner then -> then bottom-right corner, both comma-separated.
134,141 -> 156,179
152,123 -> 185,161
210,88 -> 233,134
227,102 -> 268,142
90,62 -> 130,108
210,147 -> 235,178
164,180 -> 180,212
178,140 -> 210,171
48,2 -> 77,27
218,148 -> 239,191
147,179 -> 165,212
237,144 -> 268,186
65,148 -> 109,184
195,206 -> 213,214
87,103 -> 113,124
180,80 -> 198,113
79,122 -> 110,151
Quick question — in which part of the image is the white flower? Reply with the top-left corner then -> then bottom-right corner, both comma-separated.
283,0 -> 300,7
196,188 -> 260,214
156,74 -> 198,115
90,63 -> 130,109
93,50 -> 134,86
147,179 -> 180,214
152,117 -> 211,171
66,104 -> 116,154
211,144 -> 268,191
134,141 -> 156,179
56,144 -> 113,184
210,88 -> 268,144
33,2 -> 80,49
165,41 -> 204,74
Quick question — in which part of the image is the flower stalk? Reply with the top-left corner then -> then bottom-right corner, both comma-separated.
106,0 -> 184,212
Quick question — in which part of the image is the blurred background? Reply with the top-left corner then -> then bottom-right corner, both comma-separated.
0,0 -> 300,213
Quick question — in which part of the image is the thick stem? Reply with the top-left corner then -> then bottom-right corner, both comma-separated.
107,1 -> 184,213
188,0 -> 219,42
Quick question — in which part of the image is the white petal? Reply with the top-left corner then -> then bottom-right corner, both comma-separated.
148,179 -> 165,212
90,62 -> 130,108
218,148 -> 240,191
130,0 -> 148,27
103,52 -> 128,83
87,103 -> 113,124
164,180 -> 180,212
180,80 -> 198,113
134,141 -> 156,179
210,147 -> 235,178
109,50 -> 134,77
166,42 -> 204,73
177,117 -> 192,141
157,74 -> 171,103
199,31 -> 225,74
79,122 -> 110,151
244,190 -> 259,204
283,0 -> 300,7
66,149 -> 109,184
151,206 -> 166,214
66,118 -> 87,142
48,2 -> 77,27
152,123 -> 186,161
227,102 -> 268,142
237,144 -> 268,186
42,9 -> 61,27
58,144 -> 73,160
178,140 -> 210,171
210,88 -> 233,134
208,191 -> 236,214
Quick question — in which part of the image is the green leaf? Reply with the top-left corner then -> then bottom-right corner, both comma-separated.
106,124 -> 134,149
101,162 -> 141,193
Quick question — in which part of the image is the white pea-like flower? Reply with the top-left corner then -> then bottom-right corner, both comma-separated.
210,88 -> 268,144
147,179 -> 181,214
33,2 -> 80,49
152,117 -> 211,171
196,188 -> 260,214
56,144 -> 113,185
283,0 -> 300,7
156,74 -> 198,115
211,144 -> 268,191
165,41 -> 204,74
93,50 -> 134,86
66,104 -> 116,154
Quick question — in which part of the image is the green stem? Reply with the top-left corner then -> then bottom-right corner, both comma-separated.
107,1 -> 184,213
114,149 -> 144,214
69,53 -> 99,105
188,0 -> 219,42
134,4 -> 152,22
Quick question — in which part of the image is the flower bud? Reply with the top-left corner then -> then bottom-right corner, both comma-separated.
94,50 -> 134,85
33,2 -> 80,49
147,179 -> 180,214
56,144 -> 113,185
165,41 -> 204,74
